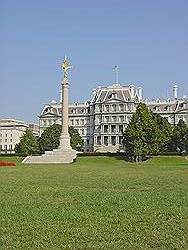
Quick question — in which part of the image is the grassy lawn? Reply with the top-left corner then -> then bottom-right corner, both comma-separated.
0,156 -> 187,250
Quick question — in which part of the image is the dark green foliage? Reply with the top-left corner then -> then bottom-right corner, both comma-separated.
152,113 -> 173,152
122,103 -> 155,161
122,103 -> 173,161
38,124 -> 61,153
15,129 -> 39,155
69,126 -> 84,150
168,119 -> 188,154
38,124 -> 83,153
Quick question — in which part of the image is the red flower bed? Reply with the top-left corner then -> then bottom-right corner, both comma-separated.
0,161 -> 16,167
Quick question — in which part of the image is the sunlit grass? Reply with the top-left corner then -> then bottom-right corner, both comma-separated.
0,156 -> 187,250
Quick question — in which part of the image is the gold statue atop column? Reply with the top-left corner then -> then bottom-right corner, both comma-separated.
61,55 -> 72,79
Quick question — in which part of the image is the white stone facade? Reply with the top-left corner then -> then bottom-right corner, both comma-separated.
0,119 -> 29,153
39,84 -> 188,152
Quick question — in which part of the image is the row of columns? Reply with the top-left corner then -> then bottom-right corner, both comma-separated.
94,135 -> 122,146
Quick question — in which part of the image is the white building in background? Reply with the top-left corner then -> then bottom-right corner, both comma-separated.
0,119 -> 39,154
39,83 -> 188,153
0,119 -> 28,153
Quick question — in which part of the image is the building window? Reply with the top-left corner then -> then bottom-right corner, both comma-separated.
5,139 -> 7,142
9,145 -> 13,151
119,136 -> 123,144
70,119 -> 74,125
71,109 -> 77,114
76,119 -> 79,125
86,107 -> 90,114
104,116 -> 109,122
119,116 -> 124,122
86,138 -> 89,145
111,136 -> 116,146
127,115 -> 131,123
104,136 -> 108,146
96,117 -> 101,124
111,104 -> 116,112
81,129 -> 84,135
96,105 -> 101,112
112,91 -> 117,99
97,136 -> 101,145
104,125 -> 108,133
81,119 -> 84,125
119,104 -> 124,111
112,116 -> 116,122
154,106 -> 160,111
104,105 -> 109,112
111,125 -> 116,133
119,125 -> 123,133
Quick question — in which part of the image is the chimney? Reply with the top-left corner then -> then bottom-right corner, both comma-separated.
138,86 -> 142,100
173,85 -> 178,99
130,84 -> 135,99
60,88 -> 62,103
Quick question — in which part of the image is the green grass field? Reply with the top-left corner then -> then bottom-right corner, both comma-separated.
0,156 -> 188,250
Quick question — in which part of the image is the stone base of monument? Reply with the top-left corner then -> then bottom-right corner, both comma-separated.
22,135 -> 77,164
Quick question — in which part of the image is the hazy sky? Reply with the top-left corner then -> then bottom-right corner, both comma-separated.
0,0 -> 187,123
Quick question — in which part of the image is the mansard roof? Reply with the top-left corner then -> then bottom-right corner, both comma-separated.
91,84 -> 139,103
147,98 -> 188,113
39,101 -> 90,117
39,84 -> 187,118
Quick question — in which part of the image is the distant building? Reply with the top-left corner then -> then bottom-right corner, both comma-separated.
28,123 -> 40,137
0,119 -> 28,153
0,119 -> 39,154
39,84 -> 188,152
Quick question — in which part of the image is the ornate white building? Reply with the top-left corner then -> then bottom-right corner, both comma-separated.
39,84 -> 188,152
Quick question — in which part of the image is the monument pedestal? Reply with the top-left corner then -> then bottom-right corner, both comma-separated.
22,149 -> 77,164
22,133 -> 77,164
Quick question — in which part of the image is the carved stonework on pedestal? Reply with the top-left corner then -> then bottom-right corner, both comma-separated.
23,57 -> 77,164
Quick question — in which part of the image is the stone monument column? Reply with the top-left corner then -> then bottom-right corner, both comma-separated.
22,56 -> 77,164
59,73 -> 71,150
58,56 -> 75,152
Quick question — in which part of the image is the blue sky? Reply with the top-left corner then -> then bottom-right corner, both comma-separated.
0,0 -> 187,122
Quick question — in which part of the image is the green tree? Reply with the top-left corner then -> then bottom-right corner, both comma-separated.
122,103 -> 173,161
15,129 -> 39,155
122,103 -> 154,161
152,113 -> 173,152
69,126 -> 84,150
38,124 -> 61,153
168,119 -> 188,154
38,124 -> 83,153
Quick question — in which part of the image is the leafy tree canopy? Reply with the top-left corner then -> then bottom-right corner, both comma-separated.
168,119 -> 188,154
38,124 -> 83,153
122,103 -> 173,161
15,129 -> 39,155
